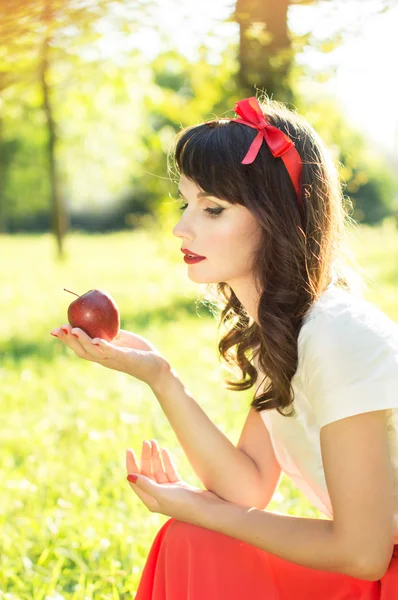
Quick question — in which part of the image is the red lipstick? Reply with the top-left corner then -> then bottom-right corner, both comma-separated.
181,248 -> 206,258
181,248 -> 206,263
183,255 -> 206,264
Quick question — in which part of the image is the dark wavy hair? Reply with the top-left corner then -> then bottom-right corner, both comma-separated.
170,94 -> 366,416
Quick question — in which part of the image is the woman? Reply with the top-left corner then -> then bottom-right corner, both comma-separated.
51,95 -> 398,598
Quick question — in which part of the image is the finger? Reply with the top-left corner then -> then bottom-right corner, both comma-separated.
126,448 -> 139,473
90,337 -> 121,360
71,328 -> 108,361
149,440 -> 168,484
126,473 -> 160,501
50,324 -> 72,339
126,472 -> 162,513
59,323 -> 72,335
140,440 -> 153,478
161,448 -> 181,483
53,325 -> 92,359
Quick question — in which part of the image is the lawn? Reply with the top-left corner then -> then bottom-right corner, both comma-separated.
1,217 -> 398,598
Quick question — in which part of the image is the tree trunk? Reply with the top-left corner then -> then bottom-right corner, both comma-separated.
40,1 -> 68,259
235,0 -> 293,103
0,110 -> 6,233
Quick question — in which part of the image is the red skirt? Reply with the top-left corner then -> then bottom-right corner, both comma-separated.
135,518 -> 398,599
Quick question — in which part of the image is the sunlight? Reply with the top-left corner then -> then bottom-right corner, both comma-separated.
120,0 -> 398,153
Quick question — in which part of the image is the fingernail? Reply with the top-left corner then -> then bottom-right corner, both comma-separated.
93,343 -> 100,346
61,328 -> 68,335
127,474 -> 138,483
50,333 -> 59,338
72,334 -> 79,338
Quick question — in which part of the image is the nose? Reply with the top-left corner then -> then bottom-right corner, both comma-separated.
172,216 -> 194,242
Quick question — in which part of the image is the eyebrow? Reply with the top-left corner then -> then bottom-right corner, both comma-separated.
177,188 -> 221,201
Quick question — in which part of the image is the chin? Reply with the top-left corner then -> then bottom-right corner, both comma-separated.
188,274 -> 216,284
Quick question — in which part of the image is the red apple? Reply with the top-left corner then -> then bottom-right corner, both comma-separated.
64,288 -> 120,341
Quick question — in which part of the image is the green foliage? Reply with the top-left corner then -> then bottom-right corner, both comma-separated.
346,160 -> 398,224
295,95 -> 398,224
0,0 -> 157,233
3,88 -> 51,222
121,46 -> 240,223
1,0 -> 397,233
1,222 -> 398,596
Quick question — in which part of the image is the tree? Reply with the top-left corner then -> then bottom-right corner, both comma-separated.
0,0 -> 154,256
0,0 -> 40,233
232,0 -> 398,223
119,46 -> 240,229
234,0 -> 294,102
233,0 -> 398,104
39,0 -> 68,257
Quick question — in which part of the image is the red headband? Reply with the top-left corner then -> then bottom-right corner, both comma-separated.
228,97 -> 303,211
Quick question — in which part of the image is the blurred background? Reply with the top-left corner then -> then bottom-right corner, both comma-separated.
1,1 -> 398,598
2,0 -> 398,253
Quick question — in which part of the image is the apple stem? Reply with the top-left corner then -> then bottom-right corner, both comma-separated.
64,288 -> 80,298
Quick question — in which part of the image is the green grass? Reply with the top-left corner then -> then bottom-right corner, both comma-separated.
1,217 -> 398,598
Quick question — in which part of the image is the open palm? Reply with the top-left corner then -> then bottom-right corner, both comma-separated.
112,330 -> 162,356
125,440 -> 221,514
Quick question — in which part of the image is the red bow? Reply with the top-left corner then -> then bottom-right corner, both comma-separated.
229,97 -> 302,209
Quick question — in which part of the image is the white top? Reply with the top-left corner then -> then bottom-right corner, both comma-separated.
260,283 -> 398,542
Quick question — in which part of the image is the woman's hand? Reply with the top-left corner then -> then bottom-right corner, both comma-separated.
125,440 -> 230,525
50,326 -> 170,387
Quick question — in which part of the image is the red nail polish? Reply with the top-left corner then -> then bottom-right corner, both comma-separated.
127,474 -> 138,483
72,334 -> 79,338
50,333 -> 59,338
61,328 -> 68,334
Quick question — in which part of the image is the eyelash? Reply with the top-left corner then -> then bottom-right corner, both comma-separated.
178,202 -> 224,217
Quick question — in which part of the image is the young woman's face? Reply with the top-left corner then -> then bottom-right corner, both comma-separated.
172,174 -> 262,287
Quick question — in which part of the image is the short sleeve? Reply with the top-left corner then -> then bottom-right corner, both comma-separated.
300,306 -> 398,428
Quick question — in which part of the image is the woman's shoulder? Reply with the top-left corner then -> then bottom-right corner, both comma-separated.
295,284 -> 398,427
299,283 -> 398,353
